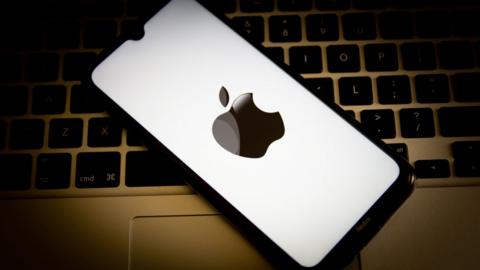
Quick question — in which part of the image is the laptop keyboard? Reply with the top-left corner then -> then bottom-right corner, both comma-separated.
0,0 -> 479,198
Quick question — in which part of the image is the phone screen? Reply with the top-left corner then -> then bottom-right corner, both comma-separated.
92,0 -> 403,267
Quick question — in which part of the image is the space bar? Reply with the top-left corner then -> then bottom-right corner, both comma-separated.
439,106 -> 480,137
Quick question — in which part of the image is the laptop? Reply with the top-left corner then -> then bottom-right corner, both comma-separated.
1,0 -> 479,269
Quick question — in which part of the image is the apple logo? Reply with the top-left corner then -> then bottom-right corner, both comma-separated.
212,86 -> 285,158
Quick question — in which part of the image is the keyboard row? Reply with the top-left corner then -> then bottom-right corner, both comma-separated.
235,0 -> 480,13
3,7 -> 480,51
0,104 -> 479,152
1,140 -> 479,191
2,41 -> 480,83
0,151 -> 186,190
237,10 -> 480,44
304,73 -> 480,104
0,118 -> 144,150
284,42 -> 480,73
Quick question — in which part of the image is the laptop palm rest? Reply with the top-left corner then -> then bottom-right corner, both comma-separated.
128,215 -> 274,270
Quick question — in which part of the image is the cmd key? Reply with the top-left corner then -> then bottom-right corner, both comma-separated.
76,152 -> 120,188
452,141 -> 480,177
439,106 -> 480,137
414,160 -> 450,178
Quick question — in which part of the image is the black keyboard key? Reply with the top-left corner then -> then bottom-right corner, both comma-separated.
364,43 -> 398,72
342,13 -> 376,40
127,129 -> 144,146
10,120 -> 45,149
439,106 -> 480,137
305,78 -> 334,103
339,77 -> 373,105
88,118 -> 122,147
76,152 -> 120,188
279,0 -> 313,11
438,41 -> 475,70
315,0 -> 350,10
233,16 -> 265,44
388,143 -> 409,161
451,10 -> 480,37
401,42 -> 436,71
377,75 -> 412,104
451,73 -> 480,102
0,86 -> 28,116
414,160 -> 450,178
63,52 -> 98,81
0,53 -> 22,82
32,85 -> 66,115
269,16 -> 302,42
327,45 -> 360,73
126,151 -> 186,186
353,0 -> 388,9
265,47 -> 284,63
49,118 -> 83,148
361,109 -> 396,139
84,20 -> 118,48
46,20 -> 81,49
0,154 -> 32,190
36,153 -> 71,189
415,74 -> 450,103
306,14 -> 339,41
415,11 -> 450,38
26,53 -> 60,82
379,12 -> 414,39
289,46 -> 322,73
454,157 -> 480,177
400,108 -> 435,138
70,84 -> 106,113
0,121 -> 5,149
240,0 -> 274,12
452,141 -> 480,177
453,141 -> 480,158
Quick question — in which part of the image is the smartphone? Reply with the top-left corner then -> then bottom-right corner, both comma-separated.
89,0 -> 415,268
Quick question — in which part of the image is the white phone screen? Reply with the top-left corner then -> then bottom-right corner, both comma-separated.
92,0 -> 400,267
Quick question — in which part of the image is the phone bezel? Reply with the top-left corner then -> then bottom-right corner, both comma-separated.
84,1 -> 416,269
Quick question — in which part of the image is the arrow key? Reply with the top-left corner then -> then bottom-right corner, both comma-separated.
414,159 -> 450,178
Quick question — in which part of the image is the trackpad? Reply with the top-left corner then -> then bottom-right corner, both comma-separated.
129,215 -> 274,270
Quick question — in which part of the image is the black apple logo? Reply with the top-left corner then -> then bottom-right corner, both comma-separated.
212,86 -> 285,158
